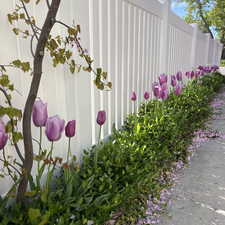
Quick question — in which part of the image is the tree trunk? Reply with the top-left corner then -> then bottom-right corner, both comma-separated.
222,45 -> 225,60
16,0 -> 61,203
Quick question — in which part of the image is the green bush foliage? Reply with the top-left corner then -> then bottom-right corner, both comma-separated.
221,59 -> 225,67
0,72 -> 225,225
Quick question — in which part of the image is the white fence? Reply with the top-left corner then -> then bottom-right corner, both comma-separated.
0,0 -> 223,194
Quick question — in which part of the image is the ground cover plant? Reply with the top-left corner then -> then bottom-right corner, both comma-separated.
0,67 -> 224,225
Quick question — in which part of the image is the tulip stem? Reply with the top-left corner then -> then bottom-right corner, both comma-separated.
46,141 -> 54,192
95,125 -> 102,169
37,127 -> 42,170
145,101 -> 147,114
40,127 -> 42,151
67,138 -> 71,163
36,127 -> 42,189
98,125 -> 102,145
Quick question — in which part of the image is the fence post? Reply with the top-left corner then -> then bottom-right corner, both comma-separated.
204,33 -> 210,65
219,43 -> 223,64
216,40 -> 222,65
212,40 -> 217,65
159,0 -> 170,74
190,23 -> 198,68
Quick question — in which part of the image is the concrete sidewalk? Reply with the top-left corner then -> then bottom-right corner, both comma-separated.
160,88 -> 225,225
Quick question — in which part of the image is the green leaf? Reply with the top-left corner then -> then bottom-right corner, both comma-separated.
28,208 -> 41,223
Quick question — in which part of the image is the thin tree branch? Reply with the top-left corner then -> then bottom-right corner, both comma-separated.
55,20 -> 98,76
0,158 -> 22,176
30,34 -> 35,58
196,0 -> 214,39
0,87 -> 24,163
1,148 -> 22,176
0,64 -> 14,68
19,0 -> 39,41
17,0 -> 61,203
46,0 -> 50,9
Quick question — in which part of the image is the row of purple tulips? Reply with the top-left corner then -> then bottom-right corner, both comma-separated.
131,65 -> 219,101
0,65 -> 219,151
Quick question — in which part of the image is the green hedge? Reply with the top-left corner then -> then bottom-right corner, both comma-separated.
221,59 -> 225,67
1,72 -> 225,225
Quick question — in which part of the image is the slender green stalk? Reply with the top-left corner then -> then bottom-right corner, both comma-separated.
45,141 -> 54,192
36,127 -> 42,189
98,125 -> 102,145
145,101 -> 147,114
37,127 -> 42,171
67,137 -> 71,163
95,125 -> 102,169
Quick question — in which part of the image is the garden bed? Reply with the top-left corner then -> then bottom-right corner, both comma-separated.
0,71 -> 225,225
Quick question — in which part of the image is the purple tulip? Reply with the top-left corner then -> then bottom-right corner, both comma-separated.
203,66 -> 212,73
185,71 -> 191,79
200,70 -> 205,76
97,110 -> 106,126
190,71 -> 195,79
176,71 -> 182,81
32,99 -> 48,127
144,91 -> 150,100
0,131 -> 8,150
160,88 -> 168,100
131,91 -> 137,101
171,75 -> 177,87
65,120 -> 76,138
45,115 -> 65,142
195,70 -> 201,78
211,65 -> 219,72
198,65 -> 203,70
174,84 -> 182,96
158,74 -> 168,85
161,82 -> 168,91
152,82 -> 161,98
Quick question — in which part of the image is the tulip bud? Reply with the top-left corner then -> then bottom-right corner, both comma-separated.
32,99 -> 48,127
161,82 -> 168,90
195,71 -> 201,78
176,71 -> 182,81
131,92 -> 137,101
45,115 -> 65,141
191,71 -> 195,79
152,82 -> 161,98
158,74 -> 168,85
0,131 -> 8,150
171,75 -> 177,87
96,111 -> 106,126
174,84 -> 182,96
65,120 -> 76,138
144,91 -> 150,100
200,70 -> 205,76
160,88 -> 168,100
185,71 -> 191,78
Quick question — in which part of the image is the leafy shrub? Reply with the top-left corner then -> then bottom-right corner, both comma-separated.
0,73 -> 225,225
221,59 -> 225,67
